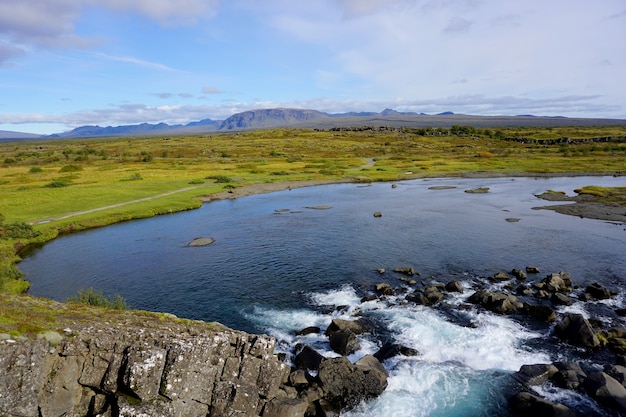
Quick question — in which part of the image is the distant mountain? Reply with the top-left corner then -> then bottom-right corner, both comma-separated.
50,119 -> 221,138
34,108 -> 626,139
185,118 -> 221,127
0,130 -> 42,140
219,108 -> 327,130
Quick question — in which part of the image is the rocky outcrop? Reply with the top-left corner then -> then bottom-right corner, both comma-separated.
0,320 -> 288,417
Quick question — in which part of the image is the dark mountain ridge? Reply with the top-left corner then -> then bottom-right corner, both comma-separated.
3,108 -> 626,140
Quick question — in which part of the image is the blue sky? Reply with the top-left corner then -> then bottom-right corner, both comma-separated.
1,0 -> 625,134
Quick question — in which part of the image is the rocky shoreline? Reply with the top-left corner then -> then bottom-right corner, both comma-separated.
274,266 -> 626,416
4,264 -> 623,416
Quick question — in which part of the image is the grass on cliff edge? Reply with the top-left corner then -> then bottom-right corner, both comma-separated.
0,292 -> 229,339
0,126 -> 625,295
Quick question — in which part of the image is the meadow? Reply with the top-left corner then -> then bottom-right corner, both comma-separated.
1,125 -> 625,294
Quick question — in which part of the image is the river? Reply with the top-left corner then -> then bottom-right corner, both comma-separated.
20,176 -> 626,416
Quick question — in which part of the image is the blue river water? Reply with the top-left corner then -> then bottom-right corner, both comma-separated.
20,176 -> 626,416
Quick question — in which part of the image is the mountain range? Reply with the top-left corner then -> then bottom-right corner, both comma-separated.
2,108 -> 626,140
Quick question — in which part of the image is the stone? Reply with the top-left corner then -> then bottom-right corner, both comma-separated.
523,303 -> 557,323
122,347 -> 167,401
262,397 -> 309,417
325,319 -> 367,336
554,313 -> 600,348
405,292 -> 430,305
468,290 -> 522,314
586,282 -> 613,300
39,355 -> 89,417
552,361 -> 587,390
492,271 -> 510,281
393,267 -> 415,276
508,391 -> 577,417
375,283 -> 394,295
373,342 -> 420,362
296,326 -> 321,336
541,273 -> 571,293
187,237 -> 215,247
373,211 -> 382,217
317,356 -> 388,411
584,371 -> 626,412
288,369 -> 311,387
551,292 -> 573,306
515,363 -> 558,386
445,280 -> 464,293
525,266 -> 541,274
424,286 -> 444,304
329,329 -> 361,356
295,345 -> 324,371
605,365 -> 626,387
512,269 -> 527,280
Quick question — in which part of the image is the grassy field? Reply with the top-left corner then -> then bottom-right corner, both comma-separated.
1,125 -> 625,294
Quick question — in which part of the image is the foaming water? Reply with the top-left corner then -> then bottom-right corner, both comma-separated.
248,285 -> 551,416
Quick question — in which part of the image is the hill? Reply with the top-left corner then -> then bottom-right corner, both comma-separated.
28,108 -> 626,139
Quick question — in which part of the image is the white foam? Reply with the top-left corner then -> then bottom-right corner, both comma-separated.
380,305 -> 550,371
533,383 -> 605,415
310,285 -> 362,308
345,361 -> 506,417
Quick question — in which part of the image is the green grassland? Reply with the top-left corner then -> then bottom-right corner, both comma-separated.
1,125 -> 625,296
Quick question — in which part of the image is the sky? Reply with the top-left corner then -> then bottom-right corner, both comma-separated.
0,0 -> 625,135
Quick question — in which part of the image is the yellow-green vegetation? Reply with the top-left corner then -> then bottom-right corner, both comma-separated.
574,185 -> 626,201
0,292 -> 226,339
0,126 -> 625,294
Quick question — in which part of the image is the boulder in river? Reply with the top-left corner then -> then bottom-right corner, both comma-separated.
317,356 -> 388,411
187,237 -> 215,247
554,313 -> 600,348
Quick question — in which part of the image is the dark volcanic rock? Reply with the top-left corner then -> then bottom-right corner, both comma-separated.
329,329 -> 361,356
554,313 -> 600,348
445,280 -> 464,293
317,356 -> 388,411
296,326 -> 321,336
325,319 -> 367,336
373,342 -> 420,362
295,346 -> 325,371
508,391 -> 577,417
523,303 -> 557,323
515,363 -> 558,386
584,371 -> 626,412
586,282 -> 613,300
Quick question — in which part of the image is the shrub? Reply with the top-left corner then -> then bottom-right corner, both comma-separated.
29,166 -> 43,173
59,164 -> 82,173
67,287 -> 127,310
122,173 -> 143,181
206,175 -> 232,183
188,179 -> 204,185
44,180 -> 70,188
0,222 -> 41,239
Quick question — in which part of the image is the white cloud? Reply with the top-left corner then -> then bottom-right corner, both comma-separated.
95,52 -> 179,71
0,0 -> 220,64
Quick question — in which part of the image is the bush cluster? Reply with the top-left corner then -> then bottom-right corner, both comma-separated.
67,287 -> 127,310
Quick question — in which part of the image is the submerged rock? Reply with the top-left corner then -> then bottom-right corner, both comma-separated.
187,237 -> 215,247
